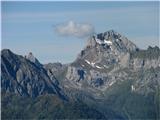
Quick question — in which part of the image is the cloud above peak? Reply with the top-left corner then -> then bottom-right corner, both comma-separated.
54,21 -> 95,38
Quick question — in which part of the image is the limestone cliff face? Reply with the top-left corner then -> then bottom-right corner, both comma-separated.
63,30 -> 160,97
77,30 -> 138,69
132,57 -> 160,70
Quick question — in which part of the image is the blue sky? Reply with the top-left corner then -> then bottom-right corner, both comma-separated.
2,1 -> 159,63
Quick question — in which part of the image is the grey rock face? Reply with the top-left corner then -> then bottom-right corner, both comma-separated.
44,62 -> 63,86
119,52 -> 130,68
131,67 -> 160,95
1,49 -> 65,98
130,46 -> 160,70
66,31 -> 136,91
64,30 -> 160,98
132,57 -> 160,70
66,66 -> 87,85
76,30 -> 138,71
44,62 -> 63,72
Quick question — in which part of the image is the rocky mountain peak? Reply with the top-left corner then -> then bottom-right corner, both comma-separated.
2,49 -> 12,53
25,52 -> 42,67
76,30 -> 138,70
87,30 -> 138,52
97,29 -> 121,40
1,49 -> 66,98
26,52 -> 36,63
1,49 -> 14,57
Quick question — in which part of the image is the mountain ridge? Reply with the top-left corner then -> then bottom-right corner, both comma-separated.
1,49 -> 66,99
1,30 -> 160,119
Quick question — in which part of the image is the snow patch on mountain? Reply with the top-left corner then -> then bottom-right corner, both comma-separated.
94,35 -> 112,46
85,59 -> 96,67
95,65 -> 103,69
109,81 -> 115,86
82,64 -> 85,67
104,40 -> 112,45
104,65 -> 109,68
95,38 -> 103,44
85,59 -> 91,65
91,62 -> 96,66
131,85 -> 135,91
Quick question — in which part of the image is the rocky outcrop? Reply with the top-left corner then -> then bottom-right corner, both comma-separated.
25,52 -> 42,68
131,46 -> 160,70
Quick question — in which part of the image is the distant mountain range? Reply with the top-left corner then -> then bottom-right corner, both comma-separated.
1,30 -> 160,119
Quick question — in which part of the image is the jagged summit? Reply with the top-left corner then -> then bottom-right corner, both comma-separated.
26,52 -> 36,63
25,52 -> 42,67
87,30 -> 138,51
75,30 -> 138,70
1,49 -> 14,57
1,48 -> 12,53
96,30 -> 121,40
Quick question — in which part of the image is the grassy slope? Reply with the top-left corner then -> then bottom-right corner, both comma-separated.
103,79 -> 158,120
1,92 -> 106,119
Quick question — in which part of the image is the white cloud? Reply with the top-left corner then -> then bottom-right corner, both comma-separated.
54,21 -> 94,38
